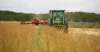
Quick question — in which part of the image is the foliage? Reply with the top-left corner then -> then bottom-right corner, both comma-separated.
0,10 -> 35,21
65,12 -> 100,22
0,10 -> 100,22
36,13 -> 49,20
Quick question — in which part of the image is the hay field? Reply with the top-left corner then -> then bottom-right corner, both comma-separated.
0,21 -> 100,52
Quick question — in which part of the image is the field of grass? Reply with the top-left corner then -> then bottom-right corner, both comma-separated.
0,21 -> 100,52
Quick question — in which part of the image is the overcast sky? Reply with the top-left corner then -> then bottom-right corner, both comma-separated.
0,0 -> 100,13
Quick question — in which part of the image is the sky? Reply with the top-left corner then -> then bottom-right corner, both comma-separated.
0,0 -> 100,13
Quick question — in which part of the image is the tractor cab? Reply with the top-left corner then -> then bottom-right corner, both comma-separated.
49,10 -> 67,26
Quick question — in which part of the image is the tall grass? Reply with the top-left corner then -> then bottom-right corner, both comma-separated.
0,22 -> 100,52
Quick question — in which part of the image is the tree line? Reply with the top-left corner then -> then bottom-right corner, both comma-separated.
0,11 -> 34,21
65,12 -> 100,23
0,10 -> 100,23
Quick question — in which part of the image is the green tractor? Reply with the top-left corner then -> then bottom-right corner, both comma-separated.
48,10 -> 68,32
